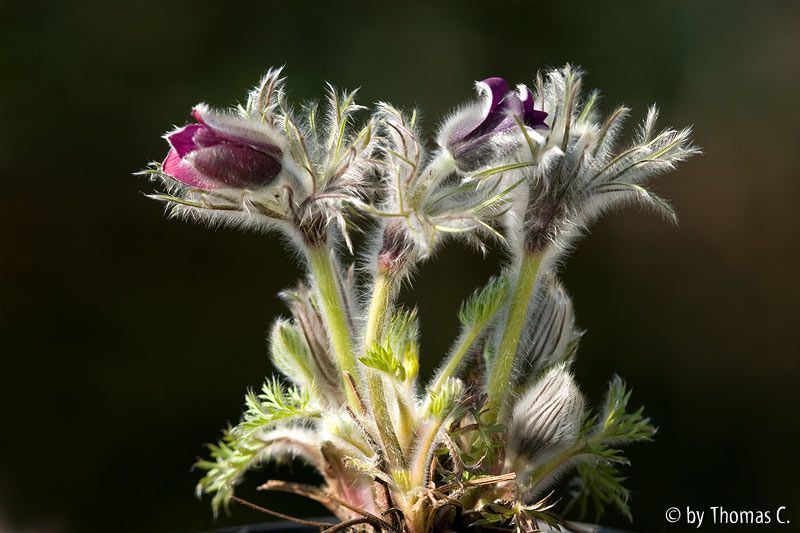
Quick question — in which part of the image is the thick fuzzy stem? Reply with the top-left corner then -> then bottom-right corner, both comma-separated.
524,442 -> 587,490
394,383 -> 416,452
305,245 -> 361,412
364,271 -> 393,345
410,418 -> 444,489
366,373 -> 406,468
484,249 -> 545,422
364,269 -> 406,468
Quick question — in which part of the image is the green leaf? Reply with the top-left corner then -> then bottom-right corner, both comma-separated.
458,275 -> 508,329
566,461 -> 632,522
269,319 -> 314,387
384,308 -> 420,381
359,343 -> 405,381
427,377 -> 464,417
195,379 -> 319,516
234,379 -> 319,436
563,376 -> 656,522
594,375 -> 657,445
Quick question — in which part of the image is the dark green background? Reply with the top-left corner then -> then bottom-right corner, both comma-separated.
2,1 -> 798,531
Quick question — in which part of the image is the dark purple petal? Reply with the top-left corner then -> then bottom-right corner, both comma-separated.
442,77 -> 508,152
162,108 -> 284,190
520,87 -> 548,129
187,144 -> 282,188
443,80 -> 550,172
456,83 -> 549,144
462,92 -> 520,143
478,77 -> 509,116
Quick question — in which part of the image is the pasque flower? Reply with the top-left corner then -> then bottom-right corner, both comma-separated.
483,65 -> 699,429
369,101 -> 524,278
162,105 -> 283,190
439,77 -> 548,172
145,69 -> 380,432
512,65 -> 701,255
141,65 -> 693,531
374,78 -> 547,280
145,68 -> 378,249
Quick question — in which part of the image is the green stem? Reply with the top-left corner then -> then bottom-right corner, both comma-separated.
427,329 -> 479,401
524,436 -> 599,489
366,374 -> 406,468
363,269 -> 406,468
484,250 -> 545,422
394,382 -> 415,452
305,245 -> 360,411
410,418 -> 444,488
364,271 -> 393,345
477,441 -> 588,508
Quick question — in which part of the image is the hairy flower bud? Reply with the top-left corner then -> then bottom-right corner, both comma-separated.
505,364 -> 585,475
439,77 -> 547,172
162,105 -> 283,189
511,65 -> 700,255
376,224 -> 413,274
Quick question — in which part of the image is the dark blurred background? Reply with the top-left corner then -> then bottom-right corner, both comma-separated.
1,0 -> 798,531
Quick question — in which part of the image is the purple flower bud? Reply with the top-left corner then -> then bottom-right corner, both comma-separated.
162,105 -> 282,189
439,78 -> 548,171
446,77 -> 509,145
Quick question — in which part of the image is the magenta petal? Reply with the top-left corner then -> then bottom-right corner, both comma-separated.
162,106 -> 283,190
162,148 -> 183,176
191,107 -> 207,126
166,124 -> 204,158
192,126 -> 226,149
162,148 -> 222,189
192,105 -> 282,155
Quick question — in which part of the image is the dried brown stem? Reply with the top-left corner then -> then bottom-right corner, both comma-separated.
344,372 -> 368,416
375,477 -> 403,530
258,480 -> 394,532
230,495 -> 332,528
256,480 -> 342,518
320,517 -> 373,533
440,432 -> 464,479
437,472 -> 516,494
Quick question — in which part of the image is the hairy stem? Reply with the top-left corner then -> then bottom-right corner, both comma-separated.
525,431 -> 613,490
364,270 -> 393,344
410,418 -> 445,488
305,245 -> 361,411
364,269 -> 406,468
428,329 -> 479,402
524,441 -> 598,493
484,250 -> 545,422
394,382 -> 416,452
365,372 -> 405,470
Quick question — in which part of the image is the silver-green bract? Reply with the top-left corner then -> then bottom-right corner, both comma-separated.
144,65 -> 696,532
